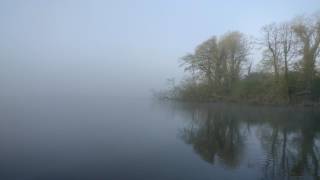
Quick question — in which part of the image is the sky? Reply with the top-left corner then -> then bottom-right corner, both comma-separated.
0,0 -> 319,98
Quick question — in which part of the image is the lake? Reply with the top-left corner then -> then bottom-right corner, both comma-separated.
0,96 -> 319,180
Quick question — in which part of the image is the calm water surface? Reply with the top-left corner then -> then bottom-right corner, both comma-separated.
0,96 -> 320,180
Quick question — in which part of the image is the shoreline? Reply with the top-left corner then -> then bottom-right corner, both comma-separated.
158,96 -> 320,108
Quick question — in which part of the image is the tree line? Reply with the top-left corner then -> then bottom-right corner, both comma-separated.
166,13 -> 320,105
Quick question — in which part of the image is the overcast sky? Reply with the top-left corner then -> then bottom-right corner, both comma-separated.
0,0 -> 319,98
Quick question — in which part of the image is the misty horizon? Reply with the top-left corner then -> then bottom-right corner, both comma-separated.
1,1 -> 320,180
1,0 -> 319,98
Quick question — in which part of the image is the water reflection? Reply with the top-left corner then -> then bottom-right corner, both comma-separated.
178,103 -> 320,179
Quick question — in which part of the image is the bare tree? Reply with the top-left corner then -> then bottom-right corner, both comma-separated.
278,22 -> 296,101
261,23 -> 281,83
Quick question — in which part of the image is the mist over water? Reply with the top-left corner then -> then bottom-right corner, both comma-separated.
1,1 -> 320,180
1,98 -> 320,180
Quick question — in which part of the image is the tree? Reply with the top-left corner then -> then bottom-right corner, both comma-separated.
194,36 -> 219,90
292,15 -> 320,92
278,22 -> 296,101
261,22 -> 297,102
181,32 -> 250,98
170,11 -> 320,104
219,31 -> 250,92
261,23 -> 281,83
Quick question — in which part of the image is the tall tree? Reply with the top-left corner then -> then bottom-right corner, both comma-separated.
219,31 -> 250,92
278,22 -> 296,101
292,15 -> 320,92
261,23 -> 281,83
181,32 -> 250,97
194,36 -> 219,90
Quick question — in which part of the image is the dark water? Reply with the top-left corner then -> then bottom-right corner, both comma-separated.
0,96 -> 320,180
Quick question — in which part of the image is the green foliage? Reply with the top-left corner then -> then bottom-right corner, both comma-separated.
233,73 -> 273,101
165,13 -> 320,105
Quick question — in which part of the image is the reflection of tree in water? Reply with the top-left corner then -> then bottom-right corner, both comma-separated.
177,102 -> 320,179
258,111 -> 320,180
181,105 -> 245,168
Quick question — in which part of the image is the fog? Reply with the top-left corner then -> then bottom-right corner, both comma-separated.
1,1 -> 320,180
0,0 -> 319,98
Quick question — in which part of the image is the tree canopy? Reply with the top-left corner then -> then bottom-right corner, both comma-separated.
169,13 -> 320,105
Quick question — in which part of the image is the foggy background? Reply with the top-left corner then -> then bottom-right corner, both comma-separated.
0,0 -> 319,98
